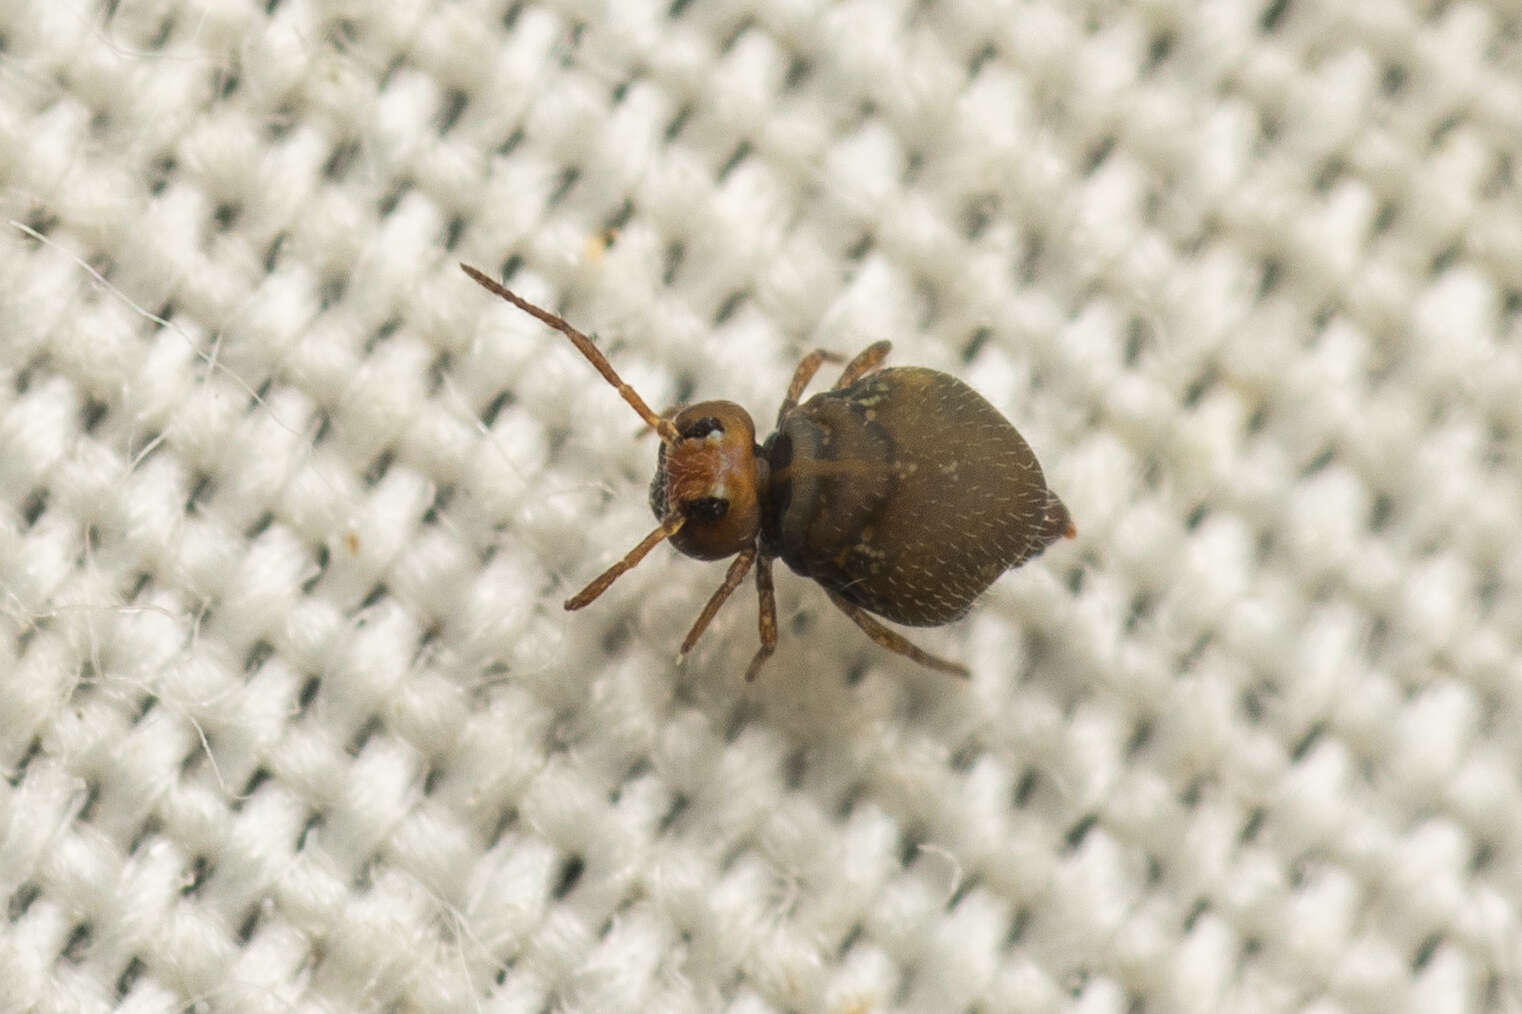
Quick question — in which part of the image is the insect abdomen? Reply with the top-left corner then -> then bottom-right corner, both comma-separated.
764,367 -> 1069,626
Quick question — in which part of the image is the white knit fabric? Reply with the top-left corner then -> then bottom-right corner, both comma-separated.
2,1 -> 1520,1012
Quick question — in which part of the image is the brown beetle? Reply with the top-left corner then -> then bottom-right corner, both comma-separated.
463,264 -> 1074,680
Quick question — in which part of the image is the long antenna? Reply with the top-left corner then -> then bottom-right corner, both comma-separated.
564,512 -> 686,610
461,264 -> 680,443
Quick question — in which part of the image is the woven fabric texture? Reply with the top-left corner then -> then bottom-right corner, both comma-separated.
2,0 -> 1520,1011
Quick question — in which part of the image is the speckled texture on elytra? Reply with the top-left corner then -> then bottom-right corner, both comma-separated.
2,0 -> 1520,1012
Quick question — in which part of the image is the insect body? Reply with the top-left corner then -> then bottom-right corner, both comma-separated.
463,264 -> 1073,680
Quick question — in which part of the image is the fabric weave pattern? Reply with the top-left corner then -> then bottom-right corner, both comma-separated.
1,1 -> 1518,1012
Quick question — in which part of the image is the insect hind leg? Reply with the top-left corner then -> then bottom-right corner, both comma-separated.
825,591 -> 968,677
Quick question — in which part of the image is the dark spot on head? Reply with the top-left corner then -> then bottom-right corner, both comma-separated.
685,497 -> 728,523
680,417 -> 722,439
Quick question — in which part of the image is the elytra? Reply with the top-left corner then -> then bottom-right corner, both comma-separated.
464,264 -> 1073,680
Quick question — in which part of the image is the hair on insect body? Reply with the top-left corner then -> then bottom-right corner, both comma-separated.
463,263 -> 1074,680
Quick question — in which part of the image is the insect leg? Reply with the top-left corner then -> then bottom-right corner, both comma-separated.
775,349 -> 843,426
679,545 -> 757,657
564,512 -> 686,610
831,340 -> 892,389
743,555 -> 779,681
824,591 -> 969,677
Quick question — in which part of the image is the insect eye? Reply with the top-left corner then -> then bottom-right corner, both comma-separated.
684,497 -> 729,523
680,417 -> 723,439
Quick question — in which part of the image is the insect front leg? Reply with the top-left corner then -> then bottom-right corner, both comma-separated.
832,340 -> 891,389
679,545 -> 757,657
743,555 -> 779,681
775,349 -> 843,426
